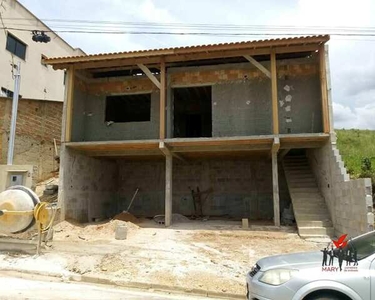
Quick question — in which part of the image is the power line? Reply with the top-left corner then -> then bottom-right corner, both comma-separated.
3,17 -> 375,33
3,26 -> 375,39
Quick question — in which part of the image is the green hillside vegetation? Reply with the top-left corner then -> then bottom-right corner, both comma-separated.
336,129 -> 375,189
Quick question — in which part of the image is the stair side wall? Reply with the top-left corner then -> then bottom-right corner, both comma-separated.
307,134 -> 374,237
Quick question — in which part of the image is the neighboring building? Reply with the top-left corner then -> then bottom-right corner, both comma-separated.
0,0 -> 84,101
46,35 -> 373,238
0,96 -> 63,181
0,0 -> 84,182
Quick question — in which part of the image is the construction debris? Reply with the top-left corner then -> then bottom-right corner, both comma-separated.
153,213 -> 190,225
113,211 -> 138,223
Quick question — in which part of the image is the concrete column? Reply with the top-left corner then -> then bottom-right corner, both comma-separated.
272,151 -> 280,226
165,154 -> 173,227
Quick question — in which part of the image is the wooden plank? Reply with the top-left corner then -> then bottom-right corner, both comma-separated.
271,50 -> 279,135
160,58 -> 166,139
166,135 -> 273,147
243,55 -> 271,78
319,44 -> 330,133
159,141 -> 188,163
165,155 -> 173,227
64,67 -> 75,142
272,150 -> 280,227
171,144 -> 271,153
137,64 -> 161,89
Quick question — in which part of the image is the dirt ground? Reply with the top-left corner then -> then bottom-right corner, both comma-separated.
0,218 -> 325,296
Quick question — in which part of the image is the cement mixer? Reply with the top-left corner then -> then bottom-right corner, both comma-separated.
0,185 -> 55,254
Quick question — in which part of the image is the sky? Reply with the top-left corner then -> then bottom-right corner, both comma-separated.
16,0 -> 375,130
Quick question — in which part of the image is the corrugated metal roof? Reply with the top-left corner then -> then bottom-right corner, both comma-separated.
45,35 -> 329,66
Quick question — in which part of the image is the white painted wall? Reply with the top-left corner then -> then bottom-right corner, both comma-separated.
0,0 -> 84,101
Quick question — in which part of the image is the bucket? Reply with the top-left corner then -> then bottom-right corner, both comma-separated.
115,224 -> 127,240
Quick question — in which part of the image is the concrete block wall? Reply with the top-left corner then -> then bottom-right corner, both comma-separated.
71,76 -> 160,142
0,97 -> 62,181
117,160 -> 165,217
212,81 -> 272,136
277,73 -> 323,134
307,136 -> 374,237
61,147 -> 118,222
169,58 -> 322,137
115,158 -> 290,220
71,57 -> 322,141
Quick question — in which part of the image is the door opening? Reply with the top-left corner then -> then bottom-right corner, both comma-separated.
173,86 -> 212,138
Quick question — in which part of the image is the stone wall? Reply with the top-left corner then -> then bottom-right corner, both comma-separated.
307,135 -> 374,237
0,97 -> 62,181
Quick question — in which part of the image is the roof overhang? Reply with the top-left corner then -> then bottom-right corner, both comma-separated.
44,35 -> 329,70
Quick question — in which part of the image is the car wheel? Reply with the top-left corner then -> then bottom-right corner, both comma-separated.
306,292 -> 348,300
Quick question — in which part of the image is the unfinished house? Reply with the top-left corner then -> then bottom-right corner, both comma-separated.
46,35 -> 373,238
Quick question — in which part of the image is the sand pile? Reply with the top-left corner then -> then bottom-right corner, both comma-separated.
53,219 -> 139,241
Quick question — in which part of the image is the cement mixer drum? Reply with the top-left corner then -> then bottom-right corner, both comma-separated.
0,186 -> 40,234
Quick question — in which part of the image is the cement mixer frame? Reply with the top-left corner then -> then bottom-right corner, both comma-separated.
0,186 -> 57,255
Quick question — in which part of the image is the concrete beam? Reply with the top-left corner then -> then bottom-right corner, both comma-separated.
137,64 -> 161,89
165,154 -> 173,227
243,55 -> 271,78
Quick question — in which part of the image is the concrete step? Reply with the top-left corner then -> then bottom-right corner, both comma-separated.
293,203 -> 327,210
285,171 -> 315,180
298,220 -> 333,227
296,212 -> 331,219
298,226 -> 334,237
287,178 -> 316,186
291,195 -> 325,201
290,187 -> 320,193
290,193 -> 323,198
284,164 -> 310,169
285,170 -> 314,178
288,182 -> 318,188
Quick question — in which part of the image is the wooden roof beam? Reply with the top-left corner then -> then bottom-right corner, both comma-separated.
243,55 -> 271,78
51,44 -> 320,71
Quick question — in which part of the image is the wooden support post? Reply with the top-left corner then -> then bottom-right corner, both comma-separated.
65,67 -> 75,142
319,44 -> 330,133
270,50 -> 279,135
272,149 -> 280,227
243,55 -> 271,78
165,154 -> 173,227
160,58 -> 166,140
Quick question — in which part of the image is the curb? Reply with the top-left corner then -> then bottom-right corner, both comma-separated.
0,268 -> 244,299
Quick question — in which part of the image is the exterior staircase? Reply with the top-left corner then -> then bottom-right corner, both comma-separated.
283,156 -> 334,239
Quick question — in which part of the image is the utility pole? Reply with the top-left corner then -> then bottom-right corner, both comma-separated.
7,62 -> 21,165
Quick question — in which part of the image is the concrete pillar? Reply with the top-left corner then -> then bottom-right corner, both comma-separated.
165,154 -> 173,227
272,151 -> 280,226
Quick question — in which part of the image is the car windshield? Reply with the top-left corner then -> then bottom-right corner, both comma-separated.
346,231 -> 375,260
